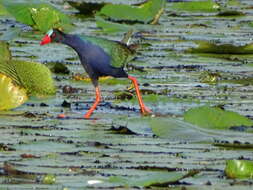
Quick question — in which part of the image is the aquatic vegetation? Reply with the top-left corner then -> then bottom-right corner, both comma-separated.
2,0 -> 71,32
184,106 -> 253,130
225,160 -> 253,179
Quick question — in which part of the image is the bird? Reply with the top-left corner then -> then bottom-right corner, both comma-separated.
40,28 -> 151,118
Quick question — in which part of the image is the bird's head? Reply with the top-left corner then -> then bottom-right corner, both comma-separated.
40,28 -> 65,45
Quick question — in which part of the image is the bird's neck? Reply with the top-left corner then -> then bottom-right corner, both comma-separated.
62,34 -> 87,58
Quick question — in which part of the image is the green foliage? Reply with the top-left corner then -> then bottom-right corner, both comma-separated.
188,41 -> 253,54
42,174 -> 56,184
171,0 -> 219,12
0,73 -> 28,110
96,16 -> 131,33
11,60 -> 56,96
0,42 -> 56,98
2,0 -> 71,32
184,106 -> 253,130
108,171 -> 196,187
67,1 -> 105,15
97,0 -> 166,24
225,160 -> 253,179
0,41 -> 10,62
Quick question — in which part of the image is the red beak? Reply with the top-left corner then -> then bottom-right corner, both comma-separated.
40,35 -> 51,45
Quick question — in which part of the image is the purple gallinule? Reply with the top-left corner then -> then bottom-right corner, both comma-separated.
40,29 -> 151,118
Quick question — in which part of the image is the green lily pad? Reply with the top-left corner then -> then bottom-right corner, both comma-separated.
0,73 -> 28,111
96,16 -> 131,33
2,0 -> 71,32
67,1 -> 105,15
108,170 -> 197,187
97,0 -> 166,24
0,1 -> 9,16
184,106 -> 253,130
171,0 -> 219,12
225,160 -> 253,179
149,117 -> 213,142
188,41 -> 253,54
42,174 -> 56,184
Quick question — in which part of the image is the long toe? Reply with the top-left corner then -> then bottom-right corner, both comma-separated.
141,106 -> 152,115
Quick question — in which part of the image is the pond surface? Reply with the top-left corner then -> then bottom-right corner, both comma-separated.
1,0 -> 253,189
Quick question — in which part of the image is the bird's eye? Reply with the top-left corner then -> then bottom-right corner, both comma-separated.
51,32 -> 56,38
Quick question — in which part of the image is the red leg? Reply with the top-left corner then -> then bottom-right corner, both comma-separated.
128,76 -> 151,115
84,87 -> 101,119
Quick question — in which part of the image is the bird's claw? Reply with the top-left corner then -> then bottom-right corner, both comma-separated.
141,106 -> 152,116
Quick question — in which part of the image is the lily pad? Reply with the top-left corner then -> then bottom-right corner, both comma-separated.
150,117 -> 213,142
184,106 -> 253,130
225,160 -> 253,179
97,0 -> 166,24
67,1 -> 105,15
171,0 -> 219,12
108,170 -> 197,187
0,73 -> 28,111
2,0 -> 71,32
188,41 -> 253,54
96,16 -> 131,33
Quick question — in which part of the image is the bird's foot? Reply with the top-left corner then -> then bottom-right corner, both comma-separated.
84,112 -> 91,119
57,113 -> 67,119
140,106 -> 152,116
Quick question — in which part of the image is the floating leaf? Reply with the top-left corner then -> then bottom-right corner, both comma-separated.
225,160 -> 253,179
0,73 -> 28,111
150,117 -> 213,142
214,140 -> 253,149
0,1 -> 9,16
96,16 -> 131,33
108,171 -> 197,187
171,0 -> 219,12
199,71 -> 221,84
97,0 -> 166,24
0,27 -> 22,41
42,174 -> 56,184
188,41 -> 253,54
67,1 -> 105,15
46,62 -> 70,74
184,106 -> 253,130
2,0 -> 71,32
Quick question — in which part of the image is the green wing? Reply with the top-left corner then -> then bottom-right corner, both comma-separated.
79,35 -> 135,68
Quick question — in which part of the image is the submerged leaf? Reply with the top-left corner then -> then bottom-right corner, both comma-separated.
171,0 -> 219,12
96,16 -> 131,33
150,117 -> 213,142
97,0 -> 166,24
0,27 -> 22,41
0,73 -> 28,111
108,171 -> 197,187
188,41 -> 253,54
67,1 -> 105,15
2,0 -> 71,32
184,106 -> 253,130
225,160 -> 253,179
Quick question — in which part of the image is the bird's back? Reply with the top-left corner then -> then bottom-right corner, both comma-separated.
79,35 -> 135,69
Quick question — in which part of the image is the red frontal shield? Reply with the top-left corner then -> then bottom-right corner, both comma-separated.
40,35 -> 51,45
